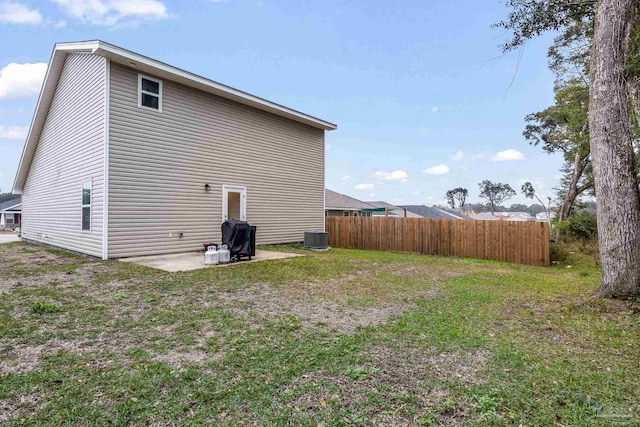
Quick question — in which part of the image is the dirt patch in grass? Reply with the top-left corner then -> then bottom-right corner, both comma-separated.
0,338 -> 104,374
0,394 -> 42,424
280,346 -> 487,426
0,246 -> 86,279
215,283 -> 416,333
0,326 -> 223,373
291,263 -> 450,302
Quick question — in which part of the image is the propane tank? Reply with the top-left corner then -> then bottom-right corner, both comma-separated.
204,245 -> 219,266
218,244 -> 231,264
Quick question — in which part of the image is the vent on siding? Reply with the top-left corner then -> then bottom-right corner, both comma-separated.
304,230 -> 329,250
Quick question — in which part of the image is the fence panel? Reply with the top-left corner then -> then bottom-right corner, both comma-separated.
325,217 -> 550,267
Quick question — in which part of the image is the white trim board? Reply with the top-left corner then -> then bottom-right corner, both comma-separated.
222,185 -> 247,223
102,59 -> 110,260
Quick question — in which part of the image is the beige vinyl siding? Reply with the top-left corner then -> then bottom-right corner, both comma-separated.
108,63 -> 324,258
21,53 -> 106,257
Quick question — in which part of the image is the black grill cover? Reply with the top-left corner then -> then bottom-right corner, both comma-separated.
222,220 -> 252,256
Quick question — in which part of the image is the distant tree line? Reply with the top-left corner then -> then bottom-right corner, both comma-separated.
461,202 -> 546,216
444,180 -> 550,216
0,190 -> 17,204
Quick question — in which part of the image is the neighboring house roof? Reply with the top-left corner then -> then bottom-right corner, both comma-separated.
0,197 -> 21,212
367,201 -> 396,209
325,189 -> 379,211
367,201 -> 423,218
437,207 -> 472,220
13,40 -> 337,193
399,205 -> 467,220
536,212 -> 556,220
469,211 -> 535,221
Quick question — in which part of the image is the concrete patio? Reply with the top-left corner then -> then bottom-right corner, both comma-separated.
120,249 -> 302,272
0,233 -> 20,244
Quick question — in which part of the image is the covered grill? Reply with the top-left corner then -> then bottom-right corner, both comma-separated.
221,220 -> 256,262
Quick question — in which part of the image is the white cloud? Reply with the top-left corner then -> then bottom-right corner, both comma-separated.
53,19 -> 67,28
369,193 -> 376,198
411,190 -> 420,196
52,0 -> 168,26
492,149 -> 525,162
340,175 -> 350,181
374,170 -> 408,181
0,62 -> 47,99
0,125 -> 28,139
355,183 -> 374,190
422,164 -> 450,175
470,152 -> 488,161
0,1 -> 43,24
325,144 -> 331,151
430,106 -> 439,114
450,150 -> 463,161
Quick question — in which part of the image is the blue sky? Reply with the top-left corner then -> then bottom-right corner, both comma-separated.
0,0 -> 562,206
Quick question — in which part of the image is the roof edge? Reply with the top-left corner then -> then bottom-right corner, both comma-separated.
12,42 -> 102,193
92,40 -> 336,131
13,40 -> 337,193
0,203 -> 22,211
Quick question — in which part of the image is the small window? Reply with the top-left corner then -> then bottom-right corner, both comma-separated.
5,213 -> 14,224
82,181 -> 91,231
138,75 -> 162,111
343,211 -> 350,217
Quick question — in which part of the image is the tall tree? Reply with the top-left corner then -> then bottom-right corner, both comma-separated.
588,0 -> 640,297
521,181 -> 550,218
478,180 -> 516,214
445,187 -> 468,209
524,79 -> 592,220
498,0 -> 640,298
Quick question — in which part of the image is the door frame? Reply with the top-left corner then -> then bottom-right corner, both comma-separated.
222,185 -> 247,222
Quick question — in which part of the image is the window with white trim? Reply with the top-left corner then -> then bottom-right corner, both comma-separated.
82,181 -> 91,231
343,211 -> 350,217
6,213 -> 14,224
138,75 -> 162,111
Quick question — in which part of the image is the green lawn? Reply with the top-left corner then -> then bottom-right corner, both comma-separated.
0,242 -> 638,426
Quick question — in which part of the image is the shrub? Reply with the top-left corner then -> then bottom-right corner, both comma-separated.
550,243 -> 570,263
554,212 -> 597,241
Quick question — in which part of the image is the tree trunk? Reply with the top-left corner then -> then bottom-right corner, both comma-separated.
628,75 -> 640,127
589,0 -> 640,298
559,152 -> 590,221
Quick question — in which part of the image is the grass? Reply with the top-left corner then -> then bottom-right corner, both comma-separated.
0,242 -> 639,426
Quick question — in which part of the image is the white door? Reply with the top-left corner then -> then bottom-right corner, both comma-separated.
222,185 -> 247,222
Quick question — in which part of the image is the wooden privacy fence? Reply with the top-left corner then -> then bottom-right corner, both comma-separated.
325,217 -> 550,267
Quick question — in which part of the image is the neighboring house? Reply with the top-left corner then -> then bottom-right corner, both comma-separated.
325,189 -> 383,217
400,205 -> 470,220
437,207 -> 473,220
0,197 -> 21,230
535,212 -> 556,221
13,41 -> 336,259
367,201 -> 423,218
469,212 -> 535,221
